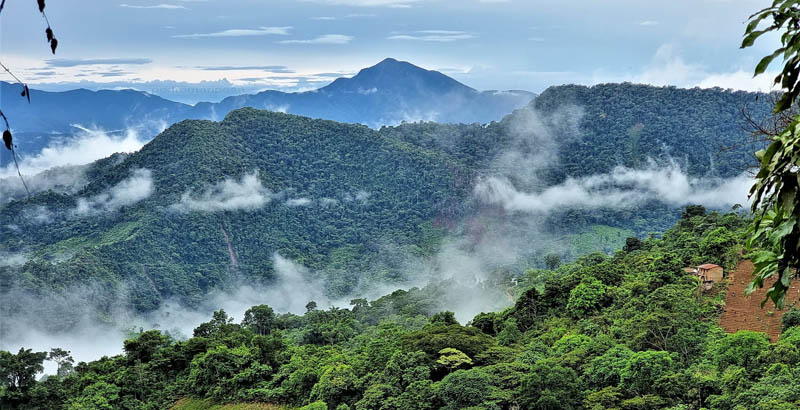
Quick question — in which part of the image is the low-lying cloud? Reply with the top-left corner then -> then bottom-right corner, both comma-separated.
1,126 -> 146,180
73,169 -> 155,216
172,172 -> 274,212
475,162 -> 752,213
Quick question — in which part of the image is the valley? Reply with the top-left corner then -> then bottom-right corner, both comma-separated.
1,1 -> 799,406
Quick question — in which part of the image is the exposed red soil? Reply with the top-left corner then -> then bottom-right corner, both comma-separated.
720,260 -> 800,342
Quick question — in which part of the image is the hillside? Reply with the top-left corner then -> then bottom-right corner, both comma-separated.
0,83 -> 773,337
0,108 -> 469,331
7,210 -> 800,410
720,260 -> 800,342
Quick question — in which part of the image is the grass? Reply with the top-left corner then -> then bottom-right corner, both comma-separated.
171,398 -> 290,410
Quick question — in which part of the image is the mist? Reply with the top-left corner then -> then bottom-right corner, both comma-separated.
1,126 -> 146,180
0,101 -> 756,375
72,169 -> 154,216
171,172 -> 274,213
474,161 -> 752,214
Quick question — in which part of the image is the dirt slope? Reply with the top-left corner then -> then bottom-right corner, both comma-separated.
720,260 -> 800,342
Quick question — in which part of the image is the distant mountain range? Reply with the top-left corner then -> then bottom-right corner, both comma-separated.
0,58 -> 534,157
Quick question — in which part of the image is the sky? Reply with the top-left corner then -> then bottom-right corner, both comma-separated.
0,0 -> 785,103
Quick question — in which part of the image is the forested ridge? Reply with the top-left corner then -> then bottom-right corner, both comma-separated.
0,83 -> 772,334
4,209 -> 800,409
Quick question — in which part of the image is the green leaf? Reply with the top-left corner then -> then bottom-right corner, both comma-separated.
755,48 -> 786,75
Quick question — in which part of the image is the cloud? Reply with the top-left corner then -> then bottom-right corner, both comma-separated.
0,165 -> 89,204
595,44 -> 780,92
195,65 -> 294,73
638,20 -> 659,26
387,31 -> 474,42
279,34 -> 353,44
72,169 -> 154,216
311,16 -> 337,20
302,0 -> 419,6
45,58 -> 153,68
174,26 -> 292,38
172,172 -> 273,212
286,198 -> 312,207
0,126 -> 145,180
474,162 -> 752,214
21,206 -> 55,225
119,3 -> 187,9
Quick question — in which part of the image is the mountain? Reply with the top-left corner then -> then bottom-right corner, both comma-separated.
0,81 -> 193,135
194,58 -> 535,126
0,59 -> 534,165
0,83 -> 770,336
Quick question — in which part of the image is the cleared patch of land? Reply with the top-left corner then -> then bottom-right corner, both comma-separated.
720,260 -> 800,342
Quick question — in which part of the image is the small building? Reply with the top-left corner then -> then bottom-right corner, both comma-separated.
697,264 -> 724,283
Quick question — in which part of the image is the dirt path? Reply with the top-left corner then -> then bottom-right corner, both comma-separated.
720,260 -> 800,342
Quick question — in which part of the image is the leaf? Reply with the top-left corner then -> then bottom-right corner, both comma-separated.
23,85 -> 30,103
46,27 -> 53,42
755,48 -> 786,76
37,0 -> 45,12
742,29 -> 769,48
2,129 -> 11,151
50,37 -> 58,54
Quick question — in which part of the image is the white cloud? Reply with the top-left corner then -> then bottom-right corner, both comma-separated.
0,126 -> 145,180
22,206 -> 54,225
172,172 -> 273,212
595,44 -> 780,92
638,20 -> 659,26
174,26 -> 292,38
120,3 -> 187,9
474,162 -> 752,214
388,31 -> 474,42
286,198 -> 312,207
279,34 -> 353,44
73,169 -> 154,216
302,0 -> 419,6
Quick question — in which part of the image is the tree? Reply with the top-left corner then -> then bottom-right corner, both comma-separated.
436,348 -> 473,372
47,348 -> 74,377
306,301 -> 318,312
624,237 -> 643,252
566,278 -> 606,318
438,369 -> 491,410
619,350 -> 675,397
741,1 -> 800,307
782,307 -> 800,332
429,311 -> 458,326
242,304 -> 277,336
544,253 -> 561,270
310,364 -> 359,409
519,362 -> 582,410
0,348 -> 47,406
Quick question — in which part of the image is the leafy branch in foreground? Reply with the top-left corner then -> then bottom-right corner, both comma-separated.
742,0 -> 800,307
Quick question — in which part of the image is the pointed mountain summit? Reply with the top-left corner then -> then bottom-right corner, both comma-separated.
322,58 -> 477,96
198,58 -> 534,126
0,59 -> 534,163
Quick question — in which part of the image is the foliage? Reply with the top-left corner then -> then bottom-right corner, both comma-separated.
4,210 -> 789,410
742,0 -> 800,308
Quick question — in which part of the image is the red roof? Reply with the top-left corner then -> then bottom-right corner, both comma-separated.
698,264 -> 721,269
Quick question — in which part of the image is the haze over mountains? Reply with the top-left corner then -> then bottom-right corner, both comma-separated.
1,81 -> 769,344
0,59 -> 534,164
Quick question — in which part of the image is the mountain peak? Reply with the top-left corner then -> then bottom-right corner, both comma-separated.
322,58 -> 476,95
